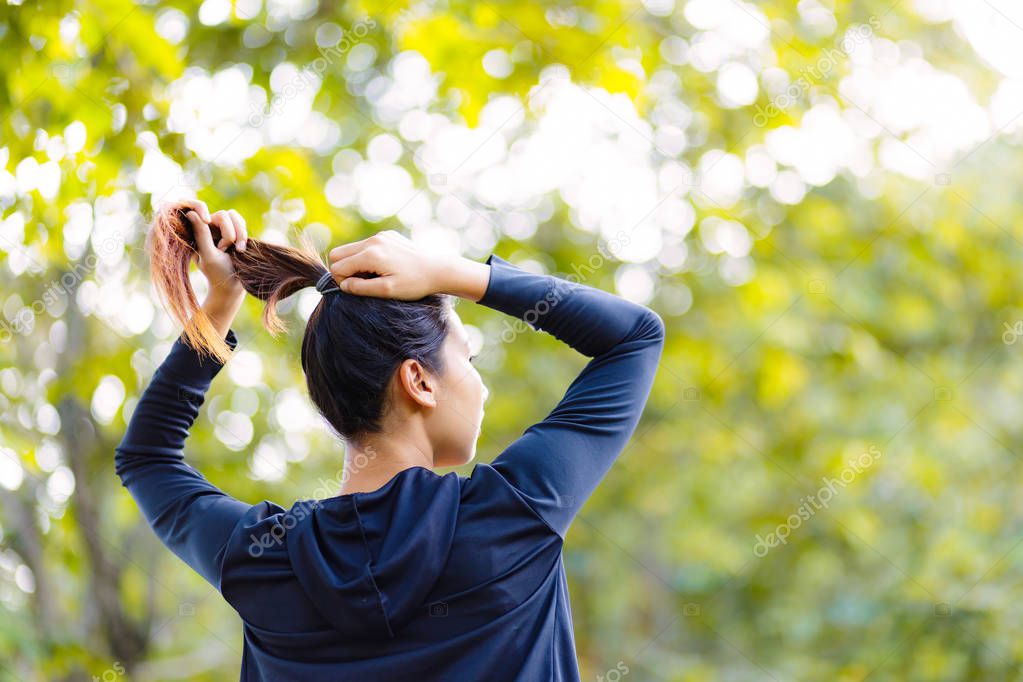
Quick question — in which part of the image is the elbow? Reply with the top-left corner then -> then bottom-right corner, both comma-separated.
113,436 -> 139,486
113,445 -> 129,484
617,307 -> 665,351
640,309 -> 666,346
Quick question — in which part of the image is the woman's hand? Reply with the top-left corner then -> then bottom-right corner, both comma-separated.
327,230 -> 490,301
177,202 -> 249,337
181,205 -> 249,297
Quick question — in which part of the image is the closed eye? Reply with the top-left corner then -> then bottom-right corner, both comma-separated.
469,354 -> 478,364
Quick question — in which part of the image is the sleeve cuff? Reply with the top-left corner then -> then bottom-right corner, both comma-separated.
477,254 -> 501,307
476,254 -> 562,330
477,253 -> 532,311
160,329 -> 238,387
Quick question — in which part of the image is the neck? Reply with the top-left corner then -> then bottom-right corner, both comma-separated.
338,432 -> 434,495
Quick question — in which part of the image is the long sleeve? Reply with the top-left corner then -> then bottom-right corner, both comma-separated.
114,329 -> 252,591
478,254 -> 665,537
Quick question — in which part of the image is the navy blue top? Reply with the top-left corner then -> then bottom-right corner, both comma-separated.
115,253 -> 665,681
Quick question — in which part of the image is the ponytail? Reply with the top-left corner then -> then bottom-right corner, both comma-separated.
147,202 -> 327,362
146,201 -> 454,442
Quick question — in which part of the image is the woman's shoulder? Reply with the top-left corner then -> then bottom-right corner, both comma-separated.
459,463 -> 564,537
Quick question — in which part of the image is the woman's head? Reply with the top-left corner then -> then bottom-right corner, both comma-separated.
300,275 -> 487,466
148,203 -> 487,467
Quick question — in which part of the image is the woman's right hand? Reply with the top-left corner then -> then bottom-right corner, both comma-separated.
179,204 -> 248,297
170,202 -> 249,338
328,230 -> 491,301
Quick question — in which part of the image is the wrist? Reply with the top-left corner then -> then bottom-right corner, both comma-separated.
202,288 -> 244,338
434,255 -> 490,302
204,284 -> 245,310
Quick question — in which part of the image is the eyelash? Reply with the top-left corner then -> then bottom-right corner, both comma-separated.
469,354 -> 478,364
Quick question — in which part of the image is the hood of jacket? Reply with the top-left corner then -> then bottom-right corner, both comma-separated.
281,466 -> 462,638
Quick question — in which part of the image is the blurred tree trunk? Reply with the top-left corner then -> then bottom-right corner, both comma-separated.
57,265 -> 150,678
1,485 -> 54,639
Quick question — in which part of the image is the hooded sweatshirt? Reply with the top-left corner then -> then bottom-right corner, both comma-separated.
115,253 -> 665,681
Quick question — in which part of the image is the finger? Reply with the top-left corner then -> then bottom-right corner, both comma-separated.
228,209 -> 248,252
328,239 -> 372,264
328,233 -> 392,263
178,198 -> 211,222
213,210 -> 236,249
329,249 -> 382,281
185,211 -> 218,259
338,275 -> 391,298
210,210 -> 236,251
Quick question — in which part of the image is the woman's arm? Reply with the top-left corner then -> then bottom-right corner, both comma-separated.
472,254 -> 665,537
116,204 -> 253,590
326,235 -> 665,537
201,288 -> 246,338
114,327 -> 250,589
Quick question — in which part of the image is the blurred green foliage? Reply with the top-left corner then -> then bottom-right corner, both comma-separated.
3,0 -> 1023,680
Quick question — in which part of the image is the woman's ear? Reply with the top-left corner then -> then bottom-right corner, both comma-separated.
397,358 -> 438,409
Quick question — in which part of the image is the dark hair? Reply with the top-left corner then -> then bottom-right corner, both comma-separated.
148,203 -> 453,440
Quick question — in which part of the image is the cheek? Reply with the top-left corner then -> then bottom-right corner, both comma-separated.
461,375 -> 485,429
464,377 -> 483,415
446,364 -> 480,424
469,371 -> 485,405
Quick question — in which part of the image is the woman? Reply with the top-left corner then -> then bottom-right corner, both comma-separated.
115,198 -> 665,681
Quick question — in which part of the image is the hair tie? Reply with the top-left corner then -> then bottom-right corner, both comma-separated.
315,271 -> 341,295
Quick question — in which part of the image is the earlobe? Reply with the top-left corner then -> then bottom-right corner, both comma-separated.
415,371 -> 438,409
